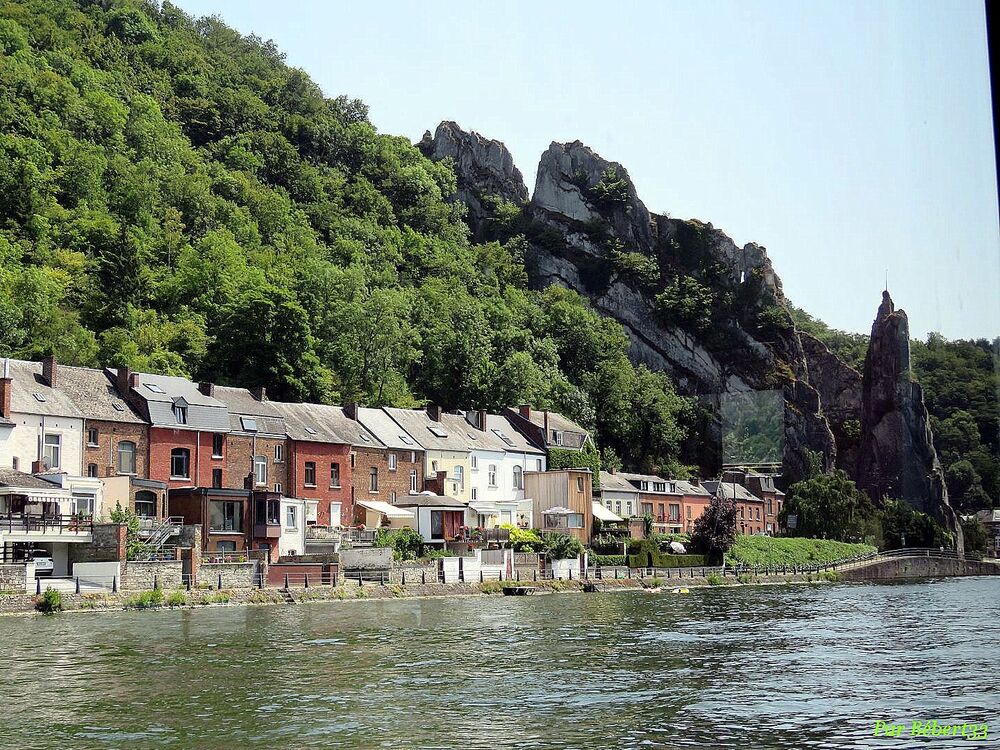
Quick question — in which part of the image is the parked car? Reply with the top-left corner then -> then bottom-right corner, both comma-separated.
30,550 -> 54,576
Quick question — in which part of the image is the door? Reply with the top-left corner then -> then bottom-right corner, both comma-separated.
431,511 -> 444,539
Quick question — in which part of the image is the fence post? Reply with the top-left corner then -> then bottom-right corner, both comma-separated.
304,574 -> 309,589
533,569 -> 537,582
186,575 -> 191,591
75,577 -> 80,594
332,571 -> 338,588
516,570 -> 520,582
153,574 -> 159,591
422,570 -> 426,584
568,568 -> 573,581
380,570 -> 385,586
112,576 -> 118,593
284,573 -> 289,590
217,573 -> 223,590
36,576 -> 41,595
458,557 -> 464,583
359,574 -> 363,587
401,570 -> 406,586
480,570 -> 484,583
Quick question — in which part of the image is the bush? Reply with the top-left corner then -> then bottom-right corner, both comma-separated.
500,524 -> 543,552
375,527 -> 424,561
541,533 -> 584,560
166,590 -> 188,607
126,588 -> 165,609
36,587 -> 63,614
590,554 -> 627,567
728,537 -> 875,567
706,572 -> 724,586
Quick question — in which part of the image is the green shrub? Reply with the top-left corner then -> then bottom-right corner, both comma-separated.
590,553 -> 626,566
820,571 -> 841,583
374,527 -> 424,561
166,590 -> 188,607
35,587 -> 63,614
500,524 -> 543,552
541,533 -> 584,560
126,588 -> 165,609
706,572 -> 724,586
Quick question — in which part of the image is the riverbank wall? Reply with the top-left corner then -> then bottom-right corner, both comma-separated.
839,556 -> 1000,582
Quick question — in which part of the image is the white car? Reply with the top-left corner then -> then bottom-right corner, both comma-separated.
30,550 -> 54,576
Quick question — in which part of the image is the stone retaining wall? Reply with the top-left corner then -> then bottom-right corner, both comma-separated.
0,564 -> 29,593
200,561 -> 257,588
124,561 -> 184,591
840,556 -> 1000,582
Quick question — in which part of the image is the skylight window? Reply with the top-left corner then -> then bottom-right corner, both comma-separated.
145,383 -> 164,394
33,393 -> 46,402
428,426 -> 448,438
399,434 -> 414,445
305,426 -> 317,435
492,429 -> 514,447
359,433 -> 371,442
240,417 -> 258,432
112,403 -> 125,412
467,432 -> 478,440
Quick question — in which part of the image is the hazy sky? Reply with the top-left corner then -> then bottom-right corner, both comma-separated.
176,0 -> 999,340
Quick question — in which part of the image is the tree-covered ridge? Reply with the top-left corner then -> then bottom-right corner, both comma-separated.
0,0 -> 691,476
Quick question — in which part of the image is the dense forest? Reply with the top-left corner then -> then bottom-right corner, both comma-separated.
0,0 -> 690,475
1,1 -> 995,503
790,306 -> 999,511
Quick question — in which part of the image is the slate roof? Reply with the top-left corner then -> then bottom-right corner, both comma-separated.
212,386 -> 285,436
703,480 -> 763,503
55,365 -> 145,424
110,369 -> 230,431
272,402 -> 382,447
353,407 -> 423,451
0,468 -> 66,490
4,359 -> 83,419
481,413 -> 545,455
599,471 -> 639,494
383,408 -> 473,453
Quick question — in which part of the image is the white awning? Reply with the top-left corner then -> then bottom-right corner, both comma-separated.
592,502 -> 623,522
542,506 -> 574,515
469,503 -> 500,514
356,500 -> 414,519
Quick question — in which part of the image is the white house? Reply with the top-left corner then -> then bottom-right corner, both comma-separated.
0,358 -> 85,476
279,496 -> 307,557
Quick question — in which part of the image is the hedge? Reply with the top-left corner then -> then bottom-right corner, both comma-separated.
627,552 -> 706,568
590,554 -> 627,566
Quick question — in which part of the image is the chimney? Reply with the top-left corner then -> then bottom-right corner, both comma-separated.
344,402 -> 359,420
198,382 -> 215,397
690,476 -> 700,487
0,360 -> 11,420
543,410 -> 549,438
250,386 -> 267,402
31,459 -> 45,474
112,365 -> 133,394
41,355 -> 57,388
518,404 -> 531,419
608,466 -> 616,475
476,409 -> 487,431
427,404 -> 441,422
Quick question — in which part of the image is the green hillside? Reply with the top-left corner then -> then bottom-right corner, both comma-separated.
0,0 -> 691,475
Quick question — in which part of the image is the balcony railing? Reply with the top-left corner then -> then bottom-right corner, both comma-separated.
457,527 -> 511,544
253,522 -> 282,539
0,513 -> 93,534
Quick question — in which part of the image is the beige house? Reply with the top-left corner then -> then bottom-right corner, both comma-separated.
523,468 -> 593,544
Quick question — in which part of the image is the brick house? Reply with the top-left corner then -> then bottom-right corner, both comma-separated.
675,479 -> 712,535
270,401 -> 379,528
741,472 -> 785,535
503,404 -> 591,456
618,472 -> 684,534
346,405 -> 424,509
703,479 -> 767,535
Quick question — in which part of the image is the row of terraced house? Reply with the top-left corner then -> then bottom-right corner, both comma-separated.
0,356 -> 784,577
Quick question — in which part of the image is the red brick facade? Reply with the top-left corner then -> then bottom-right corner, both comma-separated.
286,439 -> 353,526
225,434 -> 289,493
148,427 -> 228,489
681,494 -> 712,535
736,499 -> 766,535
83,420 -> 149,479
350,445 -> 423,510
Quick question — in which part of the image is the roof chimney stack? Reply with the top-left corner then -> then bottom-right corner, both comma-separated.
476,409 -> 487,431
250,386 -> 267,402
0,360 -> 11,419
198,382 -> 215,397
344,402 -> 359,421
41,355 -> 57,388
518,404 -> 531,419
427,404 -> 442,422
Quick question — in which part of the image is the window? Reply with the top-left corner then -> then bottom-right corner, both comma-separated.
654,482 -> 667,492
471,488 -> 478,501
33,393 -> 46,402
369,467 -> 378,492
212,434 -> 224,458
492,428 -> 514,447
687,506 -> 692,519
388,453 -> 397,471
535,459 -> 543,471
170,448 -> 190,479
616,501 -> 622,515
210,500 -> 243,532
118,441 -> 136,475
87,428 -> 99,446
767,499 -> 773,515
285,505 -> 297,529
329,463 -> 340,488
471,454 -> 478,470
306,502 -> 317,523
350,452 -> 356,468
431,460 -> 438,473
12,457 -> 18,471
453,465 -> 464,488
399,434 -> 414,446
626,502 -> 633,516
567,513 -> 584,528
513,465 -> 523,490
274,444 -> 284,462
390,491 -> 396,503
304,462 -> 316,487
240,416 -> 258,432
428,425 -> 448,438
551,429 -> 563,445
73,492 -> 95,517
216,540 -> 237,553
329,502 -> 342,526
144,383 -> 164,394
275,483 -> 283,494
254,456 -> 267,486
669,503 -> 681,522
135,491 -> 157,518
409,469 -> 418,492
87,463 -> 98,477
756,507 -> 761,520
488,464 -> 497,487
576,476 -> 584,492
172,403 -> 187,424
641,502 -> 653,516
43,433 -> 61,469
212,469 -> 222,489
410,451 -> 416,463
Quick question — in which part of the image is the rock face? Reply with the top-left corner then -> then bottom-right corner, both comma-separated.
418,123 -> 843,484
417,121 -> 528,239
856,292 -> 961,544
801,332 -> 863,472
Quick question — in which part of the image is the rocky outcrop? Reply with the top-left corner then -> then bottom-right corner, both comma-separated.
417,121 -> 528,239
856,292 -> 960,546
419,123 -> 841,483
801,332 -> 863,472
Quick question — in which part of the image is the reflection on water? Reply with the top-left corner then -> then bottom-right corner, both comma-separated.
1,577 -> 998,749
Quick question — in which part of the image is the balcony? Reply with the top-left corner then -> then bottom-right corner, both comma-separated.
0,513 -> 93,537
253,522 -> 282,539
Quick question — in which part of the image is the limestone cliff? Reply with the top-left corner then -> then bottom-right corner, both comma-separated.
417,121 -> 528,240
800,332 -> 863,472
419,124 -> 843,483
856,292 -> 961,544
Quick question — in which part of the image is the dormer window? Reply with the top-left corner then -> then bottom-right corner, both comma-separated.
173,403 -> 187,424
551,430 -> 563,446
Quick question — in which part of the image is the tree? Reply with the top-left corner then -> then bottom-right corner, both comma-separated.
690,496 -> 737,563
779,470 -> 881,544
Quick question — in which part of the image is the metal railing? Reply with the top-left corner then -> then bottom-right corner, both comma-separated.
342,528 -> 377,546
1,513 -> 93,533
202,549 -> 252,564
722,546 -> 965,577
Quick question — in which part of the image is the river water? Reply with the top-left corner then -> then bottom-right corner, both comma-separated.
1,577 -> 998,749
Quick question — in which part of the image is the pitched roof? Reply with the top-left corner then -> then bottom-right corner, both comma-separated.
272,402 -> 382,447
393,493 -> 467,509
4,359 -> 83,419
383,408 -> 472,452
212,386 -> 286,436
703,480 -> 762,503
0,468 -> 66,490
481,413 -> 545,455
354,407 -> 424,451
55,365 -> 145,424
599,471 -> 639,493
673,480 -> 711,497
111,369 -> 230,430
520,409 -> 587,436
